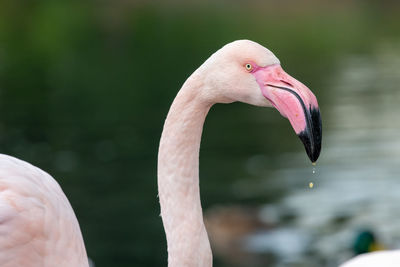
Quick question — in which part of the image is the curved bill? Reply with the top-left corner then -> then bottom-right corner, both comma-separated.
253,64 -> 322,163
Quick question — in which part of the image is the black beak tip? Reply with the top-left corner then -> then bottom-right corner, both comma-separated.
297,108 -> 322,163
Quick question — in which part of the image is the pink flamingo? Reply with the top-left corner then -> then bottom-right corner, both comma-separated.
340,251 -> 400,267
0,156 -> 88,266
158,40 -> 322,266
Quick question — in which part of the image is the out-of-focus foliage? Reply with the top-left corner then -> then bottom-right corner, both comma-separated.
0,1 -> 400,266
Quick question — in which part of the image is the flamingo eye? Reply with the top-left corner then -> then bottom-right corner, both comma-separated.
245,63 -> 253,72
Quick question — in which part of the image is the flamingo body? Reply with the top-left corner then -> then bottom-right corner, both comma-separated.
340,251 -> 400,267
0,154 -> 88,267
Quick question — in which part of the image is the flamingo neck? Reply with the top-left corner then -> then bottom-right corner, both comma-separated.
158,76 -> 213,267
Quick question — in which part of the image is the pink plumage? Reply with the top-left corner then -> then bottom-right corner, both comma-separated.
0,154 -> 88,267
340,251 -> 400,267
158,40 -> 322,266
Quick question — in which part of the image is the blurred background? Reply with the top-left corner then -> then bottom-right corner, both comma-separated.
1,0 -> 400,266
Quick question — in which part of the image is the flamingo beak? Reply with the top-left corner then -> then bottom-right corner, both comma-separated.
253,64 -> 322,163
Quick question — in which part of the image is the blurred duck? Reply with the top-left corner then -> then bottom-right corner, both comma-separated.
353,230 -> 384,255
340,230 -> 400,267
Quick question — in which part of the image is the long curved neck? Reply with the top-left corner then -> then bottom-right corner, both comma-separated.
158,76 -> 213,267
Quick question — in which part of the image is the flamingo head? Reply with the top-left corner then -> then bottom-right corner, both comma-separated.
198,40 -> 322,162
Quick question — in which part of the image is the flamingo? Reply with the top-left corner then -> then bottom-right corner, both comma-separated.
340,251 -> 400,267
157,40 -> 322,266
0,157 -> 89,266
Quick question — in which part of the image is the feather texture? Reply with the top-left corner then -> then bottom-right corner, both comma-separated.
0,154 -> 88,267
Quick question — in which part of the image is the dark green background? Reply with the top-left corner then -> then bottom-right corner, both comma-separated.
1,1 -> 399,266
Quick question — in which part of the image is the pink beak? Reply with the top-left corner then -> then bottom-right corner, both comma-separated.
253,64 -> 322,162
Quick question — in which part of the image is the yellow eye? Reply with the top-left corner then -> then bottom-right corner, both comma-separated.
245,63 -> 253,71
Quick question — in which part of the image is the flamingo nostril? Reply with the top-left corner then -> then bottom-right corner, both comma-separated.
280,80 -> 293,87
